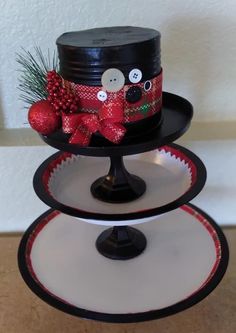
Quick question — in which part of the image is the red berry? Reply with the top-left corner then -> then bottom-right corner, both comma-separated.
46,70 -> 80,114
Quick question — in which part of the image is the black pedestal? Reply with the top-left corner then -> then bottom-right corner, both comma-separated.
96,226 -> 147,260
91,156 -> 146,203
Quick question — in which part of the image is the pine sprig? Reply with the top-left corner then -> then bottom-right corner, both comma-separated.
16,47 -> 58,107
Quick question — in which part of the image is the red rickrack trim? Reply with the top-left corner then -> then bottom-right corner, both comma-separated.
42,152 -> 73,196
181,204 -> 222,297
159,145 -> 197,187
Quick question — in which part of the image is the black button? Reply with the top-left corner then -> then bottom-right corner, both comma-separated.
144,80 -> 152,91
126,86 -> 142,103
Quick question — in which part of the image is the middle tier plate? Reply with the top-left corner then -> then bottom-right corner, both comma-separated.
33,144 -> 206,225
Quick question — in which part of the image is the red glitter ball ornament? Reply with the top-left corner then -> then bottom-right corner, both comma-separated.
28,100 -> 61,135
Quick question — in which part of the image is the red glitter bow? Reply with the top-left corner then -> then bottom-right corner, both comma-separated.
62,101 -> 126,146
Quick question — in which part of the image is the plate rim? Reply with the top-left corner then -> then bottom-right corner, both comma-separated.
18,203 -> 229,323
33,143 -> 207,221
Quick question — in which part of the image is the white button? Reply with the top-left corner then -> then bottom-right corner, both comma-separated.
97,90 -> 107,102
129,68 -> 142,83
101,68 -> 125,92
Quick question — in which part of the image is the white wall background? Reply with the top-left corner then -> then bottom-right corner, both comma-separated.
0,0 -> 236,128
0,0 -> 236,231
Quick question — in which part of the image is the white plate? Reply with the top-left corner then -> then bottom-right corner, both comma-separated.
35,145 -> 206,225
18,204 -> 228,322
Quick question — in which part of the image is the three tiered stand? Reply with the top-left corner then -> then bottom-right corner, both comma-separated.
18,92 -> 229,323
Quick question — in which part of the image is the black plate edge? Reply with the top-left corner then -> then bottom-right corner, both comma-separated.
33,143 -> 207,221
17,204 -> 229,323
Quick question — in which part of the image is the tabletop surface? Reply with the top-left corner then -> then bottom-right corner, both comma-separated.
0,228 -> 235,333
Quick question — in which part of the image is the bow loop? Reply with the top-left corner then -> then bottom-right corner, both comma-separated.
81,114 -> 101,133
62,99 -> 126,146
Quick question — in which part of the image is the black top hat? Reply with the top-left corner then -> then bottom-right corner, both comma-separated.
56,26 -> 161,85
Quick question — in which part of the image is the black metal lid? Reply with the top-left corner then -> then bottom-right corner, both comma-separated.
56,26 -> 161,85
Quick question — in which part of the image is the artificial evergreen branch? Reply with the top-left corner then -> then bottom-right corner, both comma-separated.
16,47 -> 58,107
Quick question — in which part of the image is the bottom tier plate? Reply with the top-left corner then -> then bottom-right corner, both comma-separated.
18,204 -> 228,323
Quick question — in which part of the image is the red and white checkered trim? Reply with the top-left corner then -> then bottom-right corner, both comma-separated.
66,70 -> 163,123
